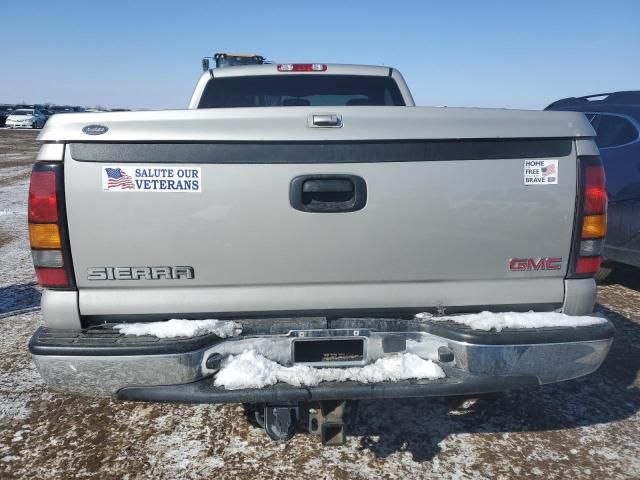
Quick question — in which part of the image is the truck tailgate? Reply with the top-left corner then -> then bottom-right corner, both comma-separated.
52,107 -> 587,317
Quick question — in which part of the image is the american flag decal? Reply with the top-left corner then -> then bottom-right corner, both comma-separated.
541,164 -> 556,177
105,168 -> 135,189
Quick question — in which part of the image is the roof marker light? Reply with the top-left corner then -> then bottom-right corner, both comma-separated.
277,64 -> 327,72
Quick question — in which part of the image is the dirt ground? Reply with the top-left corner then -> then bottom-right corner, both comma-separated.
1,129 -> 639,479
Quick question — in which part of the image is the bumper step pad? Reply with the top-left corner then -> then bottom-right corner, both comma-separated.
117,371 -> 539,404
29,325 -> 224,355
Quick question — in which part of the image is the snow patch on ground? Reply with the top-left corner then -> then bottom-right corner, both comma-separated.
416,311 -> 607,332
214,350 -> 445,390
113,319 -> 241,338
0,168 -> 34,287
0,312 -> 54,423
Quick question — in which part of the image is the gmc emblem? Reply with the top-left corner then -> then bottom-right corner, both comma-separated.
509,257 -> 562,271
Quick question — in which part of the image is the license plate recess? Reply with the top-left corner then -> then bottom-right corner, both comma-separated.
293,338 -> 364,364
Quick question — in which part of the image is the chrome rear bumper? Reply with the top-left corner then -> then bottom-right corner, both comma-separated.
30,320 -> 615,401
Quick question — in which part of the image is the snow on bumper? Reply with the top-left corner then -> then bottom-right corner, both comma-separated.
29,316 -> 615,401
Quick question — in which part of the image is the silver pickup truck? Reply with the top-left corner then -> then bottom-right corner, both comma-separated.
28,62 -> 614,444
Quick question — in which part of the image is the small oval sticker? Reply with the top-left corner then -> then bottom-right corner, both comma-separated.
82,125 -> 108,135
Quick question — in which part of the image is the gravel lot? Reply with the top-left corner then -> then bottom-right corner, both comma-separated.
1,129 -> 639,479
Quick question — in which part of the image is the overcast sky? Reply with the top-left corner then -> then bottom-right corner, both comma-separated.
1,0 -> 638,110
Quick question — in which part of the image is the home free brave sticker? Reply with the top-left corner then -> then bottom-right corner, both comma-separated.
102,166 -> 201,192
524,159 -> 558,186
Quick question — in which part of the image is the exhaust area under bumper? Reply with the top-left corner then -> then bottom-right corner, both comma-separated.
29,319 -> 615,402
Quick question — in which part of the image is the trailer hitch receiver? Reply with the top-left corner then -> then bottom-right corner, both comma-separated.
308,400 -> 347,446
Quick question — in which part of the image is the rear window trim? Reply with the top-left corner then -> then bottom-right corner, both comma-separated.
69,138 -> 574,164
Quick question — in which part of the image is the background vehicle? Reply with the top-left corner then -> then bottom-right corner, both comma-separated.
48,105 -> 85,115
10,103 -> 31,111
0,104 -> 14,126
28,62 -> 613,444
5,108 -> 46,128
546,91 -> 640,280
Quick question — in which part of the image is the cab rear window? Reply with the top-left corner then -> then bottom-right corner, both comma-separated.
198,75 -> 405,108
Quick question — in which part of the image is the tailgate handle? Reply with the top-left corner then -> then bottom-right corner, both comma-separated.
290,175 -> 367,213
311,114 -> 342,127
303,179 -> 353,194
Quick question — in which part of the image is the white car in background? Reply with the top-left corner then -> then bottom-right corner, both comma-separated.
5,109 -> 47,128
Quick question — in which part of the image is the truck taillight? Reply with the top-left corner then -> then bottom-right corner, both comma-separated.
569,157 -> 607,278
28,171 -> 58,222
28,162 -> 75,289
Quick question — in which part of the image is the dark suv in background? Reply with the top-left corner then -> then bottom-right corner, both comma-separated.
546,91 -> 640,280
0,105 -> 14,127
